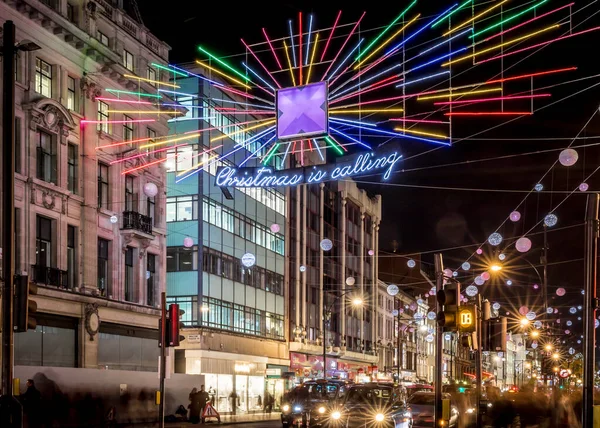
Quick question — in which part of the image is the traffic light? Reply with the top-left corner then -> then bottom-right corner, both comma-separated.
436,282 -> 460,331
14,275 -> 37,332
457,305 -> 477,333
167,303 -> 185,347
483,316 -> 507,352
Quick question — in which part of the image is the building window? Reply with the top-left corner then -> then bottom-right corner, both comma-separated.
147,254 -> 156,307
147,67 -> 157,85
15,208 -> 21,272
14,315 -> 77,368
36,130 -> 56,184
98,163 -> 109,208
97,100 -> 109,133
66,3 -> 75,22
125,175 -> 134,211
147,194 -> 155,226
98,31 -> 109,46
125,247 -> 134,302
98,239 -> 110,296
67,225 -> 76,289
67,76 -> 75,110
123,49 -> 134,71
67,143 -> 78,193
147,128 -> 157,156
35,58 -> 52,97
97,323 -> 159,371
166,246 -> 198,272
123,114 -> 134,141
15,117 -> 22,174
166,195 -> 198,222
36,216 -> 52,267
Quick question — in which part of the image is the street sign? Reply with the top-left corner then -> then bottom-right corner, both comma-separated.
559,369 -> 569,379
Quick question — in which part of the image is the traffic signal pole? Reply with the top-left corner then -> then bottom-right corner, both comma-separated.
434,254 -> 444,428
159,292 -> 166,428
476,295 -> 483,428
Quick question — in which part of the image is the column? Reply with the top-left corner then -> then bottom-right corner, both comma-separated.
359,209 -> 365,350
80,80 -> 99,292
319,184 -> 324,336
371,219 -> 377,354
294,185 -> 301,332
340,195 -> 347,348
301,185 -> 307,329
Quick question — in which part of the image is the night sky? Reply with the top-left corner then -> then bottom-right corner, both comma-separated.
140,1 -> 600,345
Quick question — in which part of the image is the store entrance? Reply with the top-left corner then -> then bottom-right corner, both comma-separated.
265,378 -> 285,411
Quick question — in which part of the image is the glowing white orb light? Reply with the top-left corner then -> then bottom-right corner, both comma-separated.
499,253 -> 506,261
445,334 -> 451,340
183,236 -> 194,248
488,232 -> 503,246
556,288 -> 566,297
544,213 -> 558,227
526,311 -> 536,321
299,265 -> 306,272
569,347 -> 576,355
570,307 -> 577,314
567,321 -> 572,326
320,239 -> 333,251
559,148 -> 578,166
242,253 -> 256,268
577,340 -> 581,344
481,272 -> 491,281
578,305 -> 582,310
547,307 -> 554,314
534,321 -> 542,329
417,299 -> 424,305
427,311 -> 437,320
533,284 -> 539,290
462,262 -> 471,271
506,280 -> 513,286
407,259 -> 416,268
368,249 -> 375,256
556,319 -> 561,324
143,182 -> 158,197
519,306 -> 529,316
515,237 -> 532,253
531,341 -> 538,349
110,215 -> 119,224
476,248 -> 483,255
270,223 -> 280,233
565,330 -> 571,335
475,276 -> 485,286
493,302 -> 501,311
392,309 -> 399,316
579,182 -> 589,192
346,276 -> 356,286
430,286 -> 437,294
510,211 -> 521,222
387,284 -> 399,296
535,183 -> 544,192
409,303 -> 417,311
443,268 -> 453,279
452,271 -> 458,277
466,285 -> 478,297
426,334 -> 434,343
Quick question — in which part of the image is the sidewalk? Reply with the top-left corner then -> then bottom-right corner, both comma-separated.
123,412 -> 280,427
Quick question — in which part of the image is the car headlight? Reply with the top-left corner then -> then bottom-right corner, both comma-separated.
294,406 -> 302,412
331,411 -> 342,420
282,404 -> 290,412
318,406 -> 326,414
375,413 -> 385,422
487,403 -> 493,408
467,408 -> 475,414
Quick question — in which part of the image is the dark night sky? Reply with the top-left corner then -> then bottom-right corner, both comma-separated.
140,1 -> 600,345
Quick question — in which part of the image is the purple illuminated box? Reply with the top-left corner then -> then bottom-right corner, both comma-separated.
276,81 -> 329,141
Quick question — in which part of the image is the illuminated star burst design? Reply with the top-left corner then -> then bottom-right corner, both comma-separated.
93,1 -> 591,179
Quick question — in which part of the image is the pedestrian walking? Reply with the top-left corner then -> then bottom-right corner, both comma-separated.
188,387 -> 202,424
20,379 -> 42,428
198,385 -> 210,423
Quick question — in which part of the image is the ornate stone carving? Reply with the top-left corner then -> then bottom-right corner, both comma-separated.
81,76 -> 102,101
84,303 -> 100,341
138,238 -> 152,259
41,190 -> 56,210
121,234 -> 134,253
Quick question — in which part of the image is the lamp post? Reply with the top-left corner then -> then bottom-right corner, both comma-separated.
1,21 -> 41,426
322,290 -> 363,379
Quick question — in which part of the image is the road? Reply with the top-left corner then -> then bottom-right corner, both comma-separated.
124,419 -> 281,428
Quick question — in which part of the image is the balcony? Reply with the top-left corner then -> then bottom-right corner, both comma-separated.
122,211 -> 153,236
31,265 -> 69,289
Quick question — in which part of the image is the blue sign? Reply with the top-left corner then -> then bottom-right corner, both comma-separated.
215,150 -> 402,188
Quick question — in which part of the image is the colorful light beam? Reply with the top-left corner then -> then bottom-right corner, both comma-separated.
262,142 -> 281,165
288,19 -> 297,67
445,112 -> 533,116
306,33 -> 320,84
240,39 -> 282,89
322,11 -> 366,80
394,127 -> 448,139
122,157 -> 168,175
195,60 -> 252,90
433,93 -> 551,105
324,136 -> 346,154
81,118 -> 155,125
283,41 -> 297,86
210,119 -> 276,143
106,89 -> 162,98
242,62 -> 276,92
417,88 -> 502,100
470,0 -> 549,39
305,14 -> 314,66
262,28 -> 283,70
443,0 -> 508,37
321,10 -> 342,62
151,62 -> 189,77
240,134 -> 278,167
123,74 -> 180,88
197,46 -> 252,83
431,0 -> 472,28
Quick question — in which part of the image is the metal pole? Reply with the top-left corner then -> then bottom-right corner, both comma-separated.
476,296 -> 483,428
542,225 -> 549,312
397,306 -> 401,383
323,308 -> 327,379
159,292 -> 167,428
434,254 -> 444,427
582,194 -> 598,428
1,19 -> 17,399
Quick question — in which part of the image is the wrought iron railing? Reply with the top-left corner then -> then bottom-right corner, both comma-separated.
32,265 -> 69,288
123,211 -> 153,235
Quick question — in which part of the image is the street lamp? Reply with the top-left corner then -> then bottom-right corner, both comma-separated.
322,290 -> 363,378
490,264 -> 503,272
520,318 -> 530,327
530,330 -> 540,339
545,344 -> 553,351
552,353 -> 560,360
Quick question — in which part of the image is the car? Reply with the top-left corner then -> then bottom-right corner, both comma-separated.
329,383 -> 412,428
405,384 -> 434,399
407,392 -> 459,428
281,379 -> 347,428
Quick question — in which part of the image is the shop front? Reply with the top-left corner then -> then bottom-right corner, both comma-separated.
265,364 -> 289,411
181,349 -> 289,414
289,352 -> 375,383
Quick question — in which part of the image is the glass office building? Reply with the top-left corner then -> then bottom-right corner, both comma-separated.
165,66 -> 289,412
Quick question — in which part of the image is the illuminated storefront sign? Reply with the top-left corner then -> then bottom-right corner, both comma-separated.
216,150 -> 402,188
